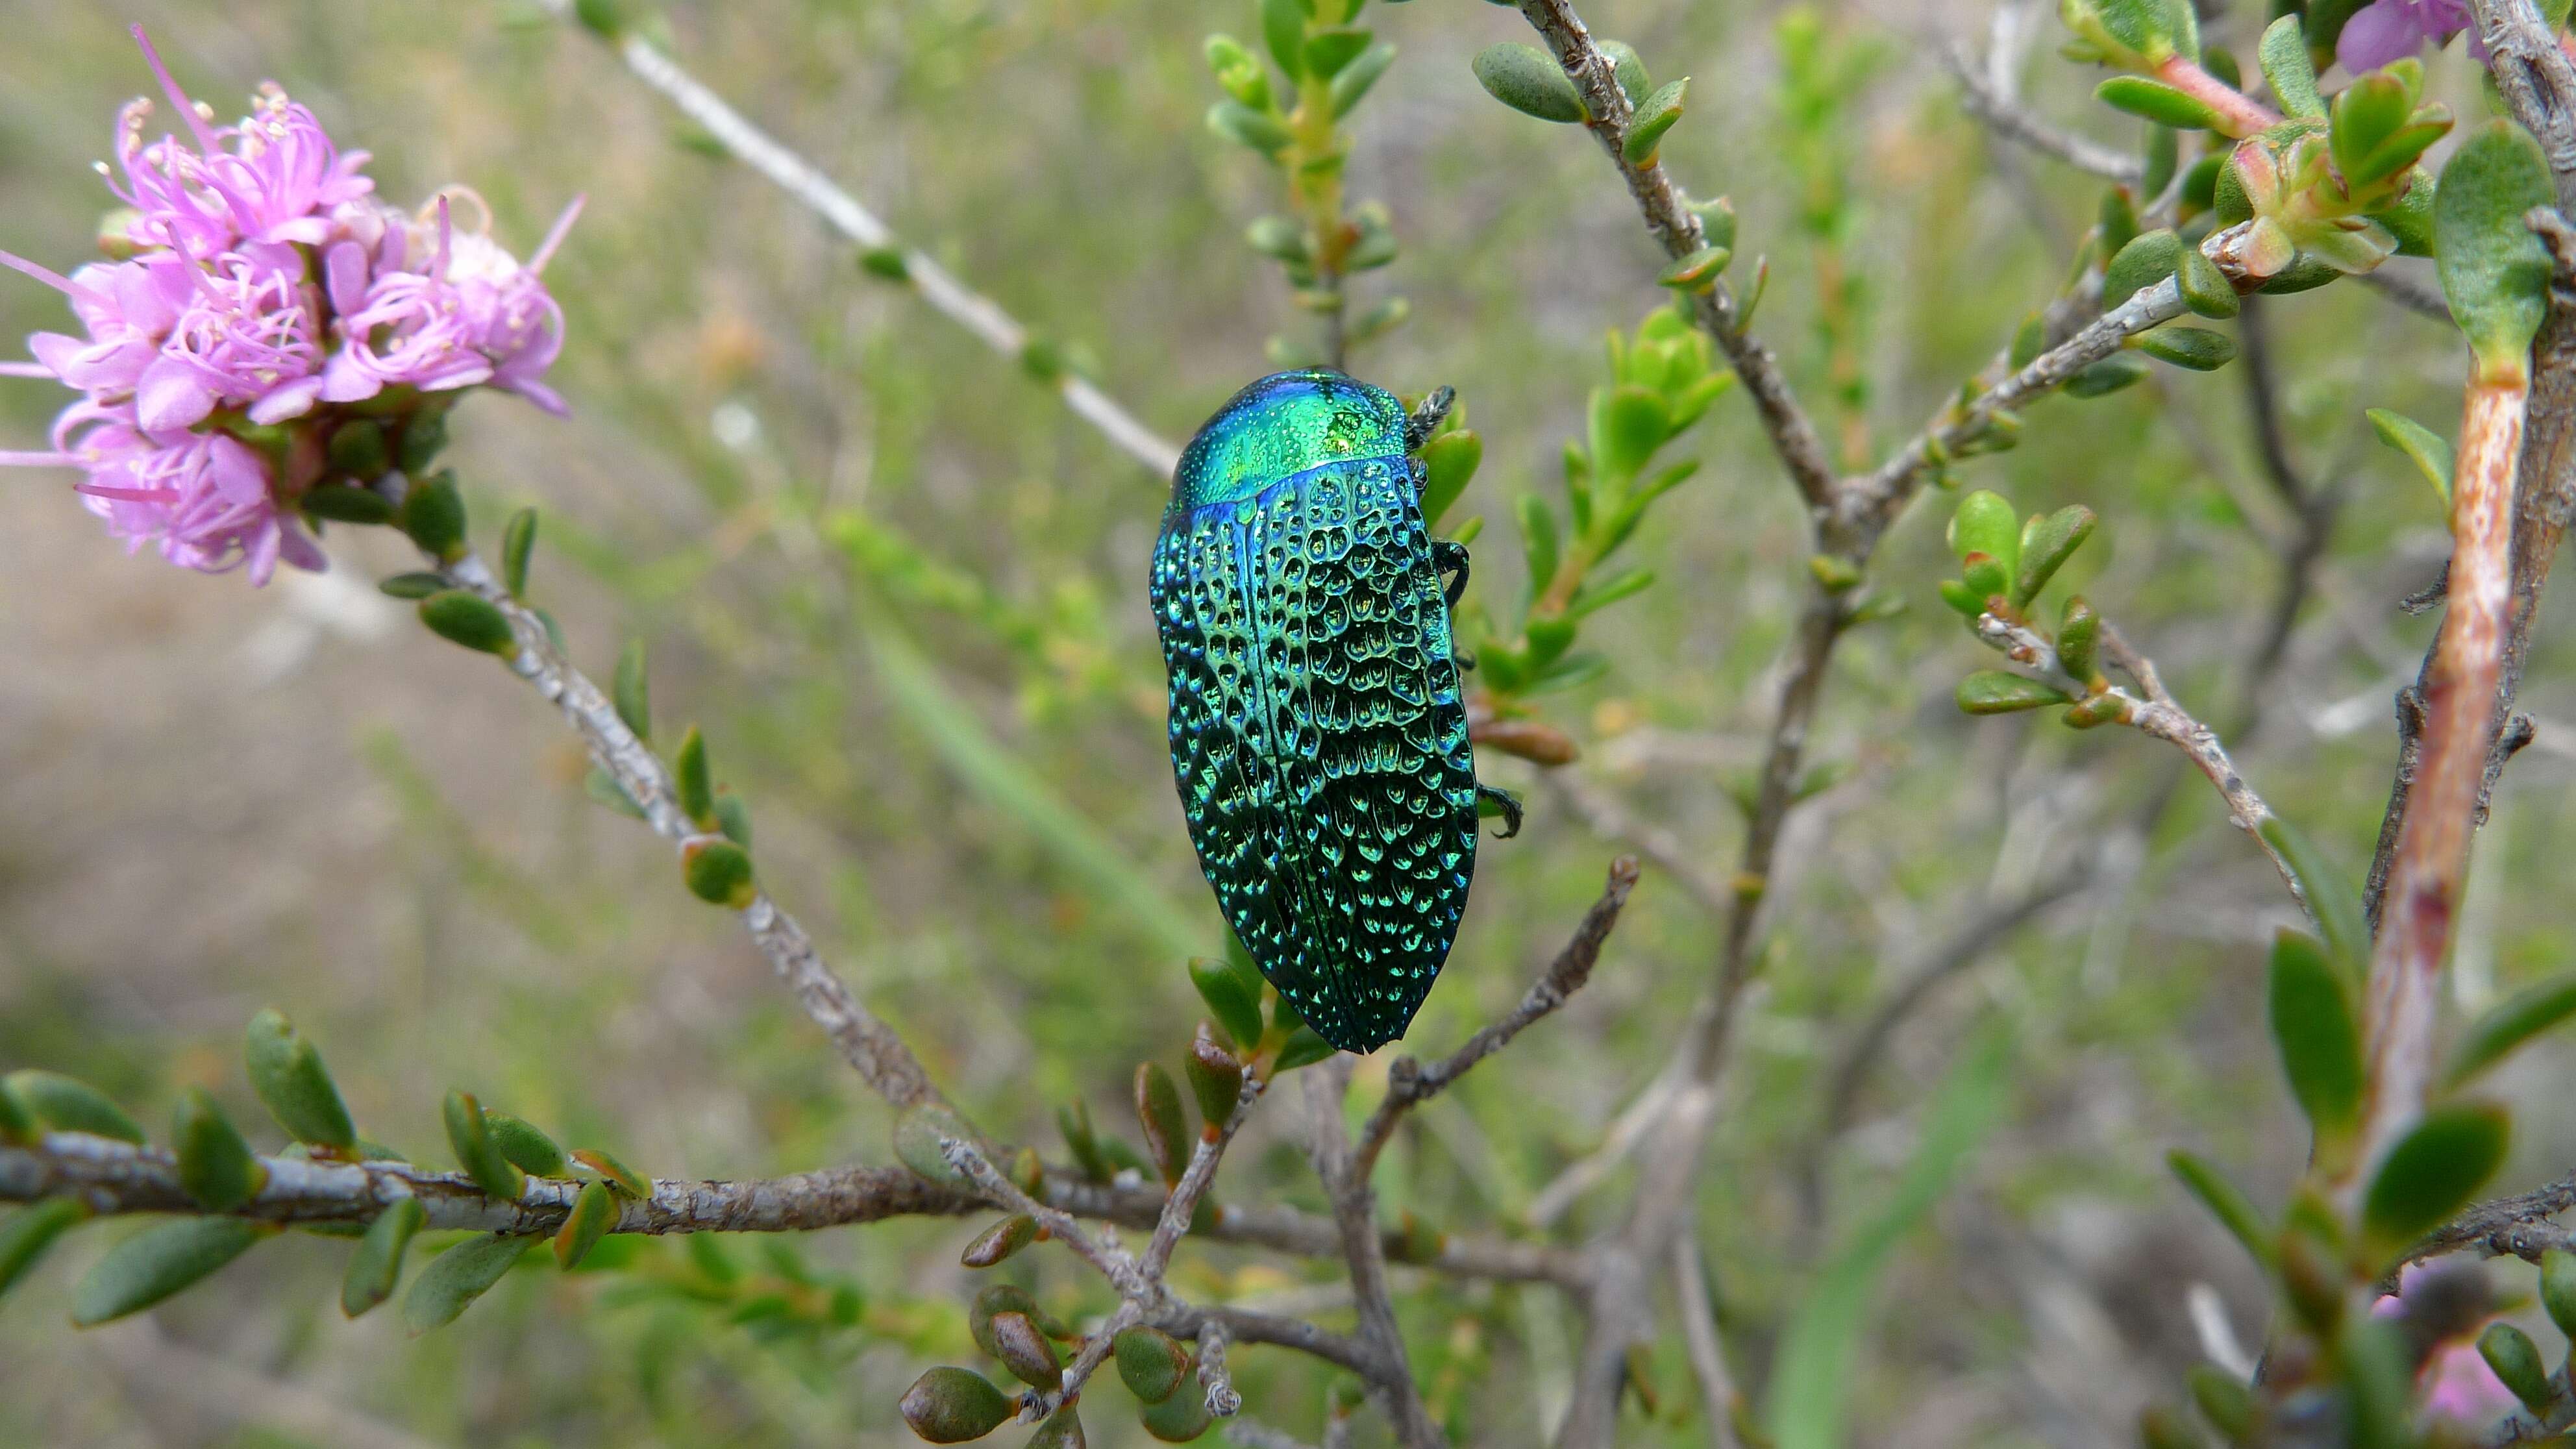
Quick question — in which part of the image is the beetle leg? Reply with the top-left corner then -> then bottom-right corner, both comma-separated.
1476,784 -> 1523,839
1432,538 -> 1470,608
1405,385 -> 1457,453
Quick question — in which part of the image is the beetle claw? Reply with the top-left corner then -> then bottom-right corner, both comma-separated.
1406,386 -> 1457,452
1476,784 -> 1524,839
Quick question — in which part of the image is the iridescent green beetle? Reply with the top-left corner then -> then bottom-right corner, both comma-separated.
1151,369 -> 1518,1054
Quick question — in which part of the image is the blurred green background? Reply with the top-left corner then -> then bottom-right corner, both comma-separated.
3,0 -> 2572,1444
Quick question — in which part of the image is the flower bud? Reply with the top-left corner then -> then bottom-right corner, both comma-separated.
1115,1324 -> 1191,1404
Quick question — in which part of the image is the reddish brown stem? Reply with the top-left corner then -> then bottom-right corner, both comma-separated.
2352,375 -> 2526,1191
2153,56 -> 2283,139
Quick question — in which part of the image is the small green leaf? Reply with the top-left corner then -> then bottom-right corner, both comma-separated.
682,837 -> 756,908
1260,0 -> 1307,79
1473,43 -> 1584,123
377,571 -> 446,600
1116,1324 -> 1192,1404
417,590 -> 518,656
1418,427 -> 1481,528
553,1180 -> 617,1270
2133,325 -> 2236,371
2257,15 -> 2323,120
0,1198 -> 88,1300
396,471 -> 466,563
1029,1405 -> 1086,1449
2255,817 -> 2370,982
971,1283 -> 1050,1358
1656,244 -> 1731,291
858,246 -> 910,281
1058,1102 -> 1109,1182
571,1147 -> 650,1198
73,1219 -> 267,1326
443,1091 -> 526,1201
2435,121 -> 2558,375
1957,671 -> 2072,715
713,792 -> 752,848
2480,1322 -> 2555,1413
2185,1365 -> 2255,1442
674,724 -> 714,828
2095,77 -> 2222,131
1186,1025 -> 1245,1128
2543,1248 -> 2576,1338
500,507 -> 537,599
1624,78 -> 1688,164
401,1232 -> 530,1334
2064,354 -> 2153,397
959,1214 -> 1037,1270
2102,229 -> 2183,309
244,1008 -> 357,1150
327,421 -> 389,479
2360,1101 -> 2511,1263
900,1366 -> 1015,1444
2445,974 -> 2576,1089
172,1088 -> 267,1212
1330,42 -> 1397,118
2175,245 -> 2239,318
1273,1025 -> 1339,1072
341,1196 -> 424,1317
989,1309 -> 1064,1389
1948,490 -> 2020,575
613,639 -> 651,742
1599,39 -> 1652,106
5,1071 -> 143,1144
2364,407 -> 2453,506
2014,506 -> 2096,605
302,485 -> 395,525
894,1104 -> 980,1191
1141,1385 -> 1215,1443
2268,930 -> 2364,1158
1188,956 -> 1266,1052
1207,101 -> 1293,154
1134,1061 -> 1191,1186
2057,597 -> 2100,681
482,1113 -> 567,1178
2167,1149 -> 2274,1269
1302,26 -> 1371,80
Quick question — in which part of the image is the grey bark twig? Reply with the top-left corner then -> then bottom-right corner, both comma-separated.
1356,858 -> 1640,1176
1304,1060 -> 1448,1449
1512,0 -> 1842,515
1938,40 -> 2143,183
443,551 -> 947,1113
534,0 -> 1181,480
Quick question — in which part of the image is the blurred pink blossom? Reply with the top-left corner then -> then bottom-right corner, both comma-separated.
0,25 -> 578,584
2337,0 -> 2483,74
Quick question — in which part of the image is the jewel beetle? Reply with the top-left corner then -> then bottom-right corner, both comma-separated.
1150,369 -> 1518,1054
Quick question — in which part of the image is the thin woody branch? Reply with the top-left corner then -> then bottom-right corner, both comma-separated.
1974,610 -> 2307,910
1511,0 -> 1842,515
440,551 -> 946,1114
534,0 -> 1182,480
1304,1061 -> 1447,1449
1938,39 -> 2142,184
1356,858 -> 1639,1175
2392,1171 -> 2576,1287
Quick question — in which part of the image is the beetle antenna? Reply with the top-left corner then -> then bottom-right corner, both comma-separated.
1405,386 -> 1456,452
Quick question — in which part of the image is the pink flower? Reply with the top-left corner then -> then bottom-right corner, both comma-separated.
0,26 -> 578,585
2338,0 -> 2483,73
2372,1264 -> 2522,1431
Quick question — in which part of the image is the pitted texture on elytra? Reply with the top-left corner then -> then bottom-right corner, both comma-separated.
1153,414 -> 1480,1053
1170,369 -> 1410,514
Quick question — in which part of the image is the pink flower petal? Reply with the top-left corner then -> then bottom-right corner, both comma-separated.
135,353 -> 217,433
2338,2 -> 2429,73
247,374 -> 323,424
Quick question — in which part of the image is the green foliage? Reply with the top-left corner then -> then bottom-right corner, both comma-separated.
73,1219 -> 269,1326
402,1232 -> 532,1333
2434,121 -> 2558,377
243,1008 -> 357,1150
2265,930 -> 2362,1168
2359,1103 -> 2510,1265
4,1070 -> 143,1144
171,1087 -> 266,1211
343,1197 -> 425,1317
